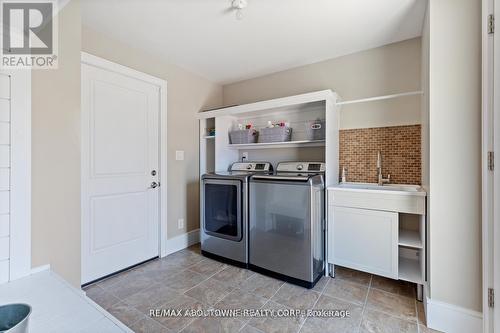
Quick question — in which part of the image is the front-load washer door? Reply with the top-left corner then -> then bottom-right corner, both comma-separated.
203,179 -> 243,242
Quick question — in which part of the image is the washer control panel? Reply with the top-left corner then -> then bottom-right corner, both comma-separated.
231,162 -> 272,172
276,162 -> 326,173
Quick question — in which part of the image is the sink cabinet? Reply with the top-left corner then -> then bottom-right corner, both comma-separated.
329,206 -> 398,279
327,185 -> 427,298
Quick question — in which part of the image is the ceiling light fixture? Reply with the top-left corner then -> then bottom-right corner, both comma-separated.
231,0 -> 247,20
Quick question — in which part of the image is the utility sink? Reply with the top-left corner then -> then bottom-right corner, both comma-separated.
328,182 -> 427,214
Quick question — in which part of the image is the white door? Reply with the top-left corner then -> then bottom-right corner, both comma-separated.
81,62 -> 161,284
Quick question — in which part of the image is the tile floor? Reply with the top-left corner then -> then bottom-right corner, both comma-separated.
84,244 -> 442,333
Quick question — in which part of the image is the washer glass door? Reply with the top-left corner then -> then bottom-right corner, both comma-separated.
203,179 -> 243,242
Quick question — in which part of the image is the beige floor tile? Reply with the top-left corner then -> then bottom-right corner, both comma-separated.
323,278 -> 368,306
271,283 -> 320,310
416,300 -> 426,324
160,249 -> 205,269
419,325 -> 444,333
123,283 -> 182,314
105,269 -> 157,300
237,273 -> 285,299
181,317 -> 246,333
212,265 -> 255,286
129,316 -> 174,333
215,289 -> 268,313
334,266 -> 372,286
138,260 -> 187,283
107,301 -> 145,327
152,294 -> 209,332
248,300 -> 304,333
370,275 -> 416,298
163,270 -> 207,293
360,308 -> 418,333
185,278 -> 234,305
240,324 -> 266,333
366,289 -> 417,322
311,275 -> 329,293
300,295 -> 363,333
84,284 -> 121,310
187,258 -> 227,277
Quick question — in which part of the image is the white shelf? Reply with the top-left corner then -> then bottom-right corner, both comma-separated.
203,135 -> 215,139
399,257 -> 422,284
398,229 -> 422,249
336,91 -> 423,106
227,140 -> 325,150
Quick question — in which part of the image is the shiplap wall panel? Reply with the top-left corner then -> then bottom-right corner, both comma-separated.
0,100 -> 8,122
0,75 -> 10,99
0,146 -> 8,168
0,191 -> 8,214
0,215 -> 8,238
0,168 -> 8,190
0,237 -> 9,261
0,260 -> 8,283
0,123 -> 9,145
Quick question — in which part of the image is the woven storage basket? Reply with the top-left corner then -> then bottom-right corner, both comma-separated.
305,119 -> 326,141
229,129 -> 258,144
259,126 -> 292,143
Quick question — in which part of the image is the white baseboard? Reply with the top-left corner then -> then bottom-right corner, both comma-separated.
164,229 -> 200,257
31,264 -> 50,275
426,297 -> 482,333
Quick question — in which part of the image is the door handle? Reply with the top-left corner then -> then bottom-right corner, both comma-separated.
150,182 -> 159,189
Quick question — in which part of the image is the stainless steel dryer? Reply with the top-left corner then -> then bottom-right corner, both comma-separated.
249,162 -> 325,288
201,162 -> 272,266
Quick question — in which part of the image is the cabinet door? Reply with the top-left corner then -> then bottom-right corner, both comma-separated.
332,207 -> 398,279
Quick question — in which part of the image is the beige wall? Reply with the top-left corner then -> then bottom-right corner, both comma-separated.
223,38 -> 422,129
31,0 -> 82,286
428,0 -> 482,312
81,27 -> 223,240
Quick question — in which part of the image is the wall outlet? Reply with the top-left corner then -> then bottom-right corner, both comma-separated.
242,152 -> 249,161
175,150 -> 184,161
178,218 -> 184,229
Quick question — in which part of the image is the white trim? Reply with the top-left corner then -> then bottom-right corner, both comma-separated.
482,0 -> 496,332
31,264 -> 51,275
2,69 -> 31,282
197,89 -> 336,119
336,90 -> 423,106
164,229 -> 200,256
80,52 -> 169,273
426,297 -> 483,333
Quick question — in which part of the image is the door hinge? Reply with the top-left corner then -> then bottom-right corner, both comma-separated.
489,288 -> 495,308
488,151 -> 495,171
488,14 -> 495,34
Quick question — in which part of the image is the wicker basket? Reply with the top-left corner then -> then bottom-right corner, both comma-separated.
305,119 -> 326,141
229,129 -> 258,144
258,126 -> 292,143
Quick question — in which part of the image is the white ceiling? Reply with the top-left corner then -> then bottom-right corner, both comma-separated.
82,0 -> 427,84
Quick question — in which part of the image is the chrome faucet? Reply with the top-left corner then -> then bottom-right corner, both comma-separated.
377,151 -> 390,186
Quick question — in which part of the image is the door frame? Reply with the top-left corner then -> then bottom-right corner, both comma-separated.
80,52 -> 169,267
483,0 -> 497,331
1,69 -> 31,281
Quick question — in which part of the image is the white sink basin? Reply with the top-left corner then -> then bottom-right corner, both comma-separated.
335,182 -> 426,195
328,182 -> 427,214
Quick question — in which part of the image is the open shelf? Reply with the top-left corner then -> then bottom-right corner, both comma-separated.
227,139 -> 325,150
398,257 -> 422,284
203,135 -> 215,139
398,229 -> 422,249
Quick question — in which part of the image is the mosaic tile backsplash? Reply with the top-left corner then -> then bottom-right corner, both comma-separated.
339,125 -> 421,185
